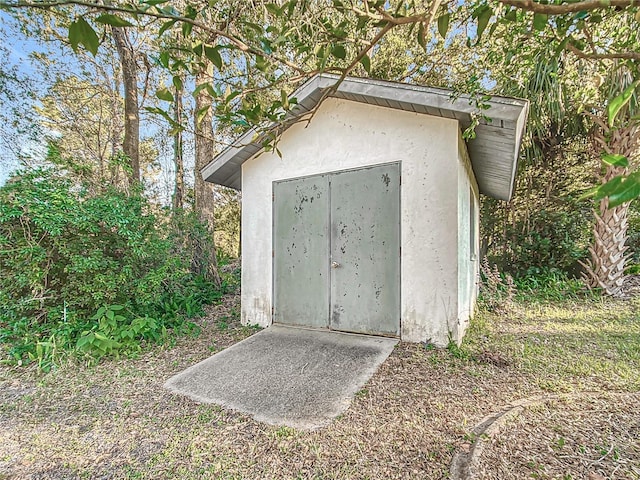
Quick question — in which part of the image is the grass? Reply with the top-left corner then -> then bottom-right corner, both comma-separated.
1,292 -> 639,479
463,297 -> 640,392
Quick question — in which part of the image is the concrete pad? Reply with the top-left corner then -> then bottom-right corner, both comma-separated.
164,325 -> 398,430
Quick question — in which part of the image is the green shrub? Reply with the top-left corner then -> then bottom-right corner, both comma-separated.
0,168 -> 226,369
483,198 -> 589,278
513,267 -> 592,301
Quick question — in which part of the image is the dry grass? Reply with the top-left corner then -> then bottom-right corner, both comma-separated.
477,393 -> 640,479
1,294 -> 638,479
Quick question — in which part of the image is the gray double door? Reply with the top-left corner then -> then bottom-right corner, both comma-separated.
273,163 -> 400,336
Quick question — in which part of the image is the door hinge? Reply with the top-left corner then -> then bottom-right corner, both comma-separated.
272,249 -> 274,258
272,193 -> 275,202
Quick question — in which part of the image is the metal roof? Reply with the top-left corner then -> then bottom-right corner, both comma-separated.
202,74 -> 529,201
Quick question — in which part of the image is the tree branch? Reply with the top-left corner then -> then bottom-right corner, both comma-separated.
301,0 -> 444,125
567,43 -> 640,61
1,0 -> 307,73
496,0 -> 638,15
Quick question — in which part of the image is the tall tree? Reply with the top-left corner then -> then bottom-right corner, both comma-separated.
172,79 -> 185,209
111,25 -> 140,185
194,62 -> 221,286
4,0 -> 639,292
582,70 -> 639,295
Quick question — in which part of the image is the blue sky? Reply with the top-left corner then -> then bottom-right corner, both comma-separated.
0,12 -> 44,185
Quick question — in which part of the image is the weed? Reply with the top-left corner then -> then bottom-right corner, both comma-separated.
478,257 -> 516,312
421,340 -> 436,351
552,436 -> 566,451
446,339 -> 471,360
274,426 -> 295,438
355,388 -> 369,398
463,432 -> 478,443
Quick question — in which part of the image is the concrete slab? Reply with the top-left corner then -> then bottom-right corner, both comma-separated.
163,325 -> 398,430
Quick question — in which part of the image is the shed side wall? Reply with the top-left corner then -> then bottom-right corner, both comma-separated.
456,132 -> 480,344
241,98 -> 459,345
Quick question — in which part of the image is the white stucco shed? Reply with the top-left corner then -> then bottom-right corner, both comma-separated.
203,74 -> 528,346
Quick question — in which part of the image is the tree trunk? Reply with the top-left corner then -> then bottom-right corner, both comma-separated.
582,166 -> 630,296
194,64 -> 221,287
172,84 -> 184,210
581,117 -> 639,296
112,26 -> 140,186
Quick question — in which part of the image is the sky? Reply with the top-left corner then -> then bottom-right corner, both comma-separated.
0,11 -> 180,200
0,12 -> 44,186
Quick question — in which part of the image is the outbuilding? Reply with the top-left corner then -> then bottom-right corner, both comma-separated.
203,74 -> 528,346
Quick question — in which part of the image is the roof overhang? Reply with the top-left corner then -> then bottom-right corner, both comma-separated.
203,74 -> 529,201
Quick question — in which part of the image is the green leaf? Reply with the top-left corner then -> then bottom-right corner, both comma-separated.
476,6 -> 492,42
156,88 -> 174,102
577,184 -> 600,202
607,81 -> 640,127
601,153 -> 629,167
588,13 -> 602,23
95,14 -> 133,27
555,37 -> 570,55
172,76 -> 183,91
196,105 -> 210,125
593,174 -> 628,200
192,42 -> 203,57
144,106 -> 174,124
158,51 -> 170,68
437,13 -> 450,39
158,19 -> 176,36
68,17 -> 100,56
255,55 -> 268,71
204,45 -> 223,69
243,21 -> 263,34
265,3 -> 281,15
76,335 -> 90,348
225,88 -> 241,102
157,5 -> 179,16
192,83 -> 208,97
184,4 -> 198,20
356,16 -> 368,31
504,9 -> 517,21
360,54 -> 371,74
260,38 -> 273,55
281,89 -> 289,109
181,21 -> 193,37
604,172 -> 640,207
533,13 -> 548,31
331,44 -> 346,59
91,306 -> 106,320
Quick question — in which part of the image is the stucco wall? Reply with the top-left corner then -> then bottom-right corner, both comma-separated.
455,132 -> 480,344
241,97 -> 461,345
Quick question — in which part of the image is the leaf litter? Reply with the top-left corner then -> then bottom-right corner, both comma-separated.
0,293 -> 638,479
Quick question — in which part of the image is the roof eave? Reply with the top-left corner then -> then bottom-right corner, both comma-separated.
203,74 -> 529,201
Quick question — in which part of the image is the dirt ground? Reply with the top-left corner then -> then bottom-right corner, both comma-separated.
1,292 -> 639,479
